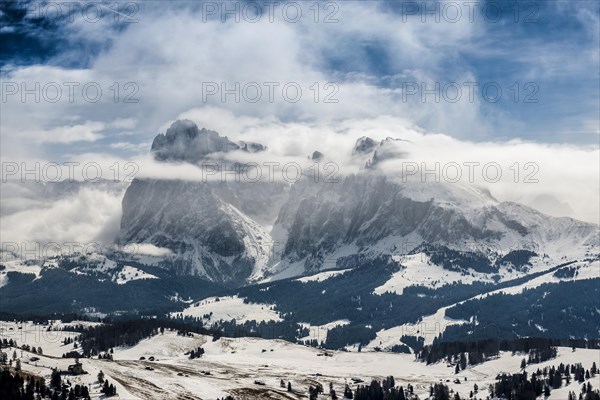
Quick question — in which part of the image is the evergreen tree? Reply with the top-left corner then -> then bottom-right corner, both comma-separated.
459,353 -> 467,370
344,384 -> 353,399
49,369 -> 61,390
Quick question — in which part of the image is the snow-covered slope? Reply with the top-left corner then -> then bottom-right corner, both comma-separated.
113,265 -> 158,284
367,257 -> 600,350
295,269 -> 351,283
373,254 -> 495,296
173,295 -> 282,323
5,322 -> 598,400
272,173 -> 597,279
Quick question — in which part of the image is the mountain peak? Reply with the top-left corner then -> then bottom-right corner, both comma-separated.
353,136 -> 377,154
151,120 -> 264,163
311,150 -> 324,160
371,137 -> 410,165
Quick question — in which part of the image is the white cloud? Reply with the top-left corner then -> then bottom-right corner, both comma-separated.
0,186 -> 125,257
162,109 -> 600,224
109,141 -> 148,152
109,118 -> 138,130
0,2 -> 506,160
123,243 -> 173,257
38,121 -> 105,143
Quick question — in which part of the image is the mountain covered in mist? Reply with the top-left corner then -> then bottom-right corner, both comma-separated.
2,120 -> 598,345
118,120 -> 599,285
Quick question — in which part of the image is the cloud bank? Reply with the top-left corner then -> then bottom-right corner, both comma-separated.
1,1 -> 598,253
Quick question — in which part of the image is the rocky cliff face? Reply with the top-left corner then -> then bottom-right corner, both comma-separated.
151,119 -> 265,163
119,120 -> 599,285
272,174 -> 598,273
120,179 -> 286,285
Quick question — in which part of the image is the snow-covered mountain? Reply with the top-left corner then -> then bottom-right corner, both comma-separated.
119,179 -> 287,284
119,120 -> 288,284
118,120 -> 599,285
1,121 -> 598,340
272,175 -> 597,274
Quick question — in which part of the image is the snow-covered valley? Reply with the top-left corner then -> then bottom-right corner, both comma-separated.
2,320 -> 599,400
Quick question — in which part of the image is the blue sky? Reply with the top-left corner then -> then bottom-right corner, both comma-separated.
1,0 -> 598,158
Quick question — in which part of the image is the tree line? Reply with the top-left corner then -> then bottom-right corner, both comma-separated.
492,361 -> 599,400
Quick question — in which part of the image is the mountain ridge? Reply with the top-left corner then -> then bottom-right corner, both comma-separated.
116,120 -> 599,285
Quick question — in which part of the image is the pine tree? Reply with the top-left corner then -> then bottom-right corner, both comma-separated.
398,386 -> 406,400
331,388 -> 337,399
344,384 -> 353,399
